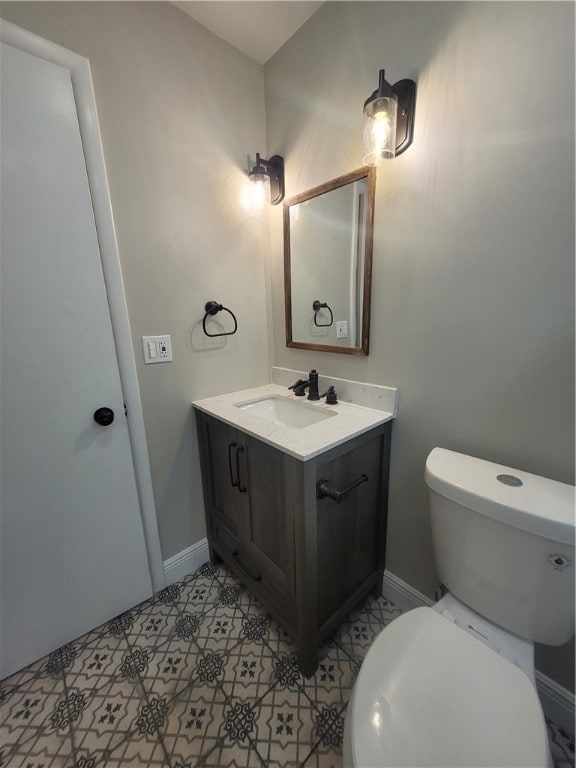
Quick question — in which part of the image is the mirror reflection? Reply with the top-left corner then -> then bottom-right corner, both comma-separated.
284,167 -> 375,355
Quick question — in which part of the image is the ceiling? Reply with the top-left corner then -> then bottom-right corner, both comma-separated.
172,1 -> 324,64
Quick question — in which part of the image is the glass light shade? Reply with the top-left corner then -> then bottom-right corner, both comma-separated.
363,95 -> 398,165
248,173 -> 271,211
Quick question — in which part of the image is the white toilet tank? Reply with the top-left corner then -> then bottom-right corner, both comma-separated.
425,448 -> 575,645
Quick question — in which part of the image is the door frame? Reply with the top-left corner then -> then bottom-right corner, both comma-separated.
1,20 -> 165,592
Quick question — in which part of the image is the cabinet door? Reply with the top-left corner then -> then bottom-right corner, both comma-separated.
316,435 -> 383,622
238,434 -> 295,595
201,417 -> 243,537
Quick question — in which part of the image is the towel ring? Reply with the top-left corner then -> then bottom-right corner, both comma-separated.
202,301 -> 238,337
312,300 -> 334,328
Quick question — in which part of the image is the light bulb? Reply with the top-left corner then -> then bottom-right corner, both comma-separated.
373,112 -> 392,154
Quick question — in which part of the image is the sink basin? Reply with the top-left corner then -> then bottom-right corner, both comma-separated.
235,396 -> 336,429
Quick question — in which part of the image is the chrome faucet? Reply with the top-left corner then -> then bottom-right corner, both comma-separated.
289,369 -> 320,401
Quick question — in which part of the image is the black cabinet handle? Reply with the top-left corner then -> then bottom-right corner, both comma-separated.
228,442 -> 238,487
236,446 -> 247,493
316,474 -> 368,503
232,550 -> 261,581
94,407 -> 114,426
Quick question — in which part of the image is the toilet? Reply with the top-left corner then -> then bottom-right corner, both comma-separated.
343,447 -> 575,768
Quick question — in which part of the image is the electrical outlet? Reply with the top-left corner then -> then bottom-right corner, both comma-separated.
142,335 -> 173,364
336,320 -> 348,339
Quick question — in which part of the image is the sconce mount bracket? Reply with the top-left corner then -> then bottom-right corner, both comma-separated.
392,78 -> 416,156
267,154 -> 285,205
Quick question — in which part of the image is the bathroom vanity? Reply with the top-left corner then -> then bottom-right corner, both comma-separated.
193,383 -> 394,676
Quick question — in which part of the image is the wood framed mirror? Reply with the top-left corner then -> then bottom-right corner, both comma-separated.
284,166 -> 376,355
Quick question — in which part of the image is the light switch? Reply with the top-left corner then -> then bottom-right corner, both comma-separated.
142,335 -> 173,364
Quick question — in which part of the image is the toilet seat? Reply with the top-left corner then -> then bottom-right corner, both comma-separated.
347,607 -> 551,768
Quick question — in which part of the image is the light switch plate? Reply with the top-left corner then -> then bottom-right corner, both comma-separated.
336,320 -> 348,339
142,335 -> 173,364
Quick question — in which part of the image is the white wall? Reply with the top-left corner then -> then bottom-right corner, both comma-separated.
264,1 -> 575,691
1,1 -> 272,559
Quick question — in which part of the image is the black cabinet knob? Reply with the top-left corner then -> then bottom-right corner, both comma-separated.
93,407 -> 114,426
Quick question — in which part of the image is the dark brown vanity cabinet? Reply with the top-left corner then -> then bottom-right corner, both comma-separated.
195,409 -> 391,676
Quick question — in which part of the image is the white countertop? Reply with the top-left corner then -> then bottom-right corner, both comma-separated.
192,383 -> 394,461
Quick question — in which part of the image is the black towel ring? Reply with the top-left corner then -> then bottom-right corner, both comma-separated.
312,300 -> 334,328
202,301 -> 238,337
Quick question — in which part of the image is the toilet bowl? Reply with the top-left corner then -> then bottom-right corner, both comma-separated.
343,448 -> 575,768
343,606 -> 551,768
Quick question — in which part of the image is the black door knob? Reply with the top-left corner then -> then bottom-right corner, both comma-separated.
93,407 -> 114,426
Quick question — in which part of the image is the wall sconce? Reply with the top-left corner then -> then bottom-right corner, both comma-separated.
248,153 -> 285,205
363,69 -> 416,164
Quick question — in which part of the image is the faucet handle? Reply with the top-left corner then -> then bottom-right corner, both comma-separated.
289,378 -> 308,396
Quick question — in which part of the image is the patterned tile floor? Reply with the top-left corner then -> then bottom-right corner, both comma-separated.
1,561 -> 574,768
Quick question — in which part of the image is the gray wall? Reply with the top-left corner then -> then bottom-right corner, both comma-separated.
264,2 -> 574,690
1,2 -> 273,559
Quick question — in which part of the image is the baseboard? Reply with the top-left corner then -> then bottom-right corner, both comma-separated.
382,569 -> 434,612
382,569 -> 575,735
163,538 -> 209,586
536,669 -> 575,735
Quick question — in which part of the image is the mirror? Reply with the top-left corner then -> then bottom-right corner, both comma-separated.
284,166 -> 375,355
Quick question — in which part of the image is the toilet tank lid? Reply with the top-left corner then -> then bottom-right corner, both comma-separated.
425,448 -> 575,545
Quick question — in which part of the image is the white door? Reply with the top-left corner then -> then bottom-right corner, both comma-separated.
1,35 -> 154,678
